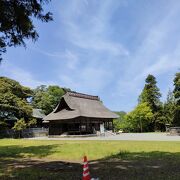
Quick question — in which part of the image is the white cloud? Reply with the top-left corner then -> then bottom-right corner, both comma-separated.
58,0 -> 129,57
63,50 -> 79,70
31,47 -> 79,70
0,61 -> 55,88
58,66 -> 112,94
116,2 -> 180,94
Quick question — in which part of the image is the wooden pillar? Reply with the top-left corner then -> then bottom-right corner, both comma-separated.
67,121 -> 69,132
90,118 -> 92,133
80,118 -> 81,135
112,119 -> 114,132
86,118 -> 88,133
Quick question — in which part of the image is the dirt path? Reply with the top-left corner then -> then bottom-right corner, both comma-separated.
28,133 -> 180,141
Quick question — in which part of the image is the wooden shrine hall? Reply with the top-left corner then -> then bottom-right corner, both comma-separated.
43,91 -> 119,136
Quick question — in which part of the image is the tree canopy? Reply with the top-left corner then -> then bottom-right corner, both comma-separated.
0,0 -> 53,61
163,90 -> 176,125
173,72 -> 180,126
138,74 -> 162,131
32,85 -> 65,115
125,103 -> 153,132
0,77 -> 33,123
139,74 -> 161,112
113,111 -> 126,132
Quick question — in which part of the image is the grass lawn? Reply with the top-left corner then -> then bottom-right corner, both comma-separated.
0,139 -> 180,179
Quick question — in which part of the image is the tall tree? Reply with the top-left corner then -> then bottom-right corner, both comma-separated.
0,77 -> 33,126
139,74 -> 161,110
139,74 -> 162,131
125,103 -> 153,132
163,90 -> 176,125
113,111 -> 126,132
173,72 -> 180,126
0,0 -> 53,61
32,85 -> 65,115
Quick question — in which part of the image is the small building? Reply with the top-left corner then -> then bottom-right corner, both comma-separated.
4,109 -> 45,128
32,109 -> 46,127
43,92 -> 119,136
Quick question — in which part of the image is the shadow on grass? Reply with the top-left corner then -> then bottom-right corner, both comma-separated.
104,150 -> 180,160
89,151 -> 180,180
0,158 -> 82,180
0,144 -> 60,158
0,150 -> 180,180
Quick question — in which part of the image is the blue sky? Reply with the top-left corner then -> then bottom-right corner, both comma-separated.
0,0 -> 180,112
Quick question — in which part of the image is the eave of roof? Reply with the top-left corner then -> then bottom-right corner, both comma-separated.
33,109 -> 45,119
43,92 -> 119,121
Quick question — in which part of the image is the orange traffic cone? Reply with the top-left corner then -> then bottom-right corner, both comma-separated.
82,156 -> 91,180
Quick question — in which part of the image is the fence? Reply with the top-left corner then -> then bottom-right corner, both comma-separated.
0,128 -> 48,138
169,127 -> 180,136
22,128 -> 48,138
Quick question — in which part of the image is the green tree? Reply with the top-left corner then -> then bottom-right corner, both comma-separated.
0,77 -> 33,126
125,103 -> 153,132
153,106 -> 166,131
113,111 -> 126,132
139,74 -> 162,131
139,74 -> 161,110
163,90 -> 176,125
173,72 -> 180,126
0,0 -> 53,61
27,118 -> 37,128
13,118 -> 27,138
32,85 -> 65,115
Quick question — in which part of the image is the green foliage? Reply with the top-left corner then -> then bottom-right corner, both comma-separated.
125,103 -> 153,132
139,74 -> 162,131
0,77 -> 33,124
116,73 -> 179,132
115,116 -> 132,132
173,72 -> 180,103
12,118 -> 27,138
0,119 -> 8,129
32,85 -> 65,115
173,72 -> 180,126
27,118 -> 37,127
139,74 -> 161,111
163,90 -> 176,125
113,111 -> 126,131
13,118 -> 26,132
0,0 -> 53,61
153,106 -> 167,131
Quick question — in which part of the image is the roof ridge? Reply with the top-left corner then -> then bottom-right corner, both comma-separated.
67,92 -> 99,101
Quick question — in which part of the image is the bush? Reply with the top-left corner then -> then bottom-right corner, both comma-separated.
12,118 -> 27,138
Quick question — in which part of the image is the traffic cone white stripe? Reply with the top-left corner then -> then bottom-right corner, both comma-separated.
82,156 -> 91,180
83,172 -> 90,177
83,161 -> 88,165
83,167 -> 89,171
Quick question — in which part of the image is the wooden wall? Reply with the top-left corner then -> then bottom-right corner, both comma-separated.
48,117 -> 113,135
